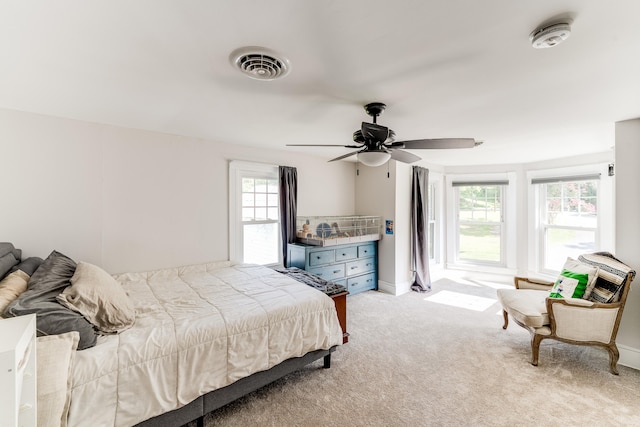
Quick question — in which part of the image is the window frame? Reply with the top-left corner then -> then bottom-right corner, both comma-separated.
454,183 -> 507,266
445,172 -> 516,273
229,160 -> 280,265
537,179 -> 599,274
427,181 -> 437,262
527,163 -> 614,277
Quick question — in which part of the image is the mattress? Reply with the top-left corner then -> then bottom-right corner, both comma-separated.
67,261 -> 343,426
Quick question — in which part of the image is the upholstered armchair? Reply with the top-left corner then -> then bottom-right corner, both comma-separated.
497,252 -> 636,375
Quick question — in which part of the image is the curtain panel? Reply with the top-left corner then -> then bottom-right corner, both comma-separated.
411,166 -> 431,292
279,166 -> 297,266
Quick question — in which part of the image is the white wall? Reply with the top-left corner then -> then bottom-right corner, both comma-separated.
394,162 -> 412,290
614,118 -> 640,366
0,108 -> 355,273
354,161 -> 413,295
354,162 -> 397,291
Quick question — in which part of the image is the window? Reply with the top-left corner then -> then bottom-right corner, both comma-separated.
535,177 -> 598,272
427,183 -> 436,261
454,183 -> 506,265
230,161 -> 280,265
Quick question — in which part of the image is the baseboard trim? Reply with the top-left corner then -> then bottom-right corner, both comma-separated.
619,344 -> 640,371
377,280 -> 411,296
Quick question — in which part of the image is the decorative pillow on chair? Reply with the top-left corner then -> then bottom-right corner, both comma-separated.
57,261 -> 136,334
549,258 -> 599,299
578,252 -> 636,303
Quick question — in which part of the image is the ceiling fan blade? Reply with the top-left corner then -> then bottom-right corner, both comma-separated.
328,151 -> 359,162
400,138 -> 479,149
286,144 -> 362,148
390,149 -> 422,164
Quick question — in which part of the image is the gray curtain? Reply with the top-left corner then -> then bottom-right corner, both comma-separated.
411,165 -> 431,292
279,166 -> 297,266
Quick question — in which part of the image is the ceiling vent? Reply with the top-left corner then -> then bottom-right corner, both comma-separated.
230,47 -> 291,81
530,22 -> 572,48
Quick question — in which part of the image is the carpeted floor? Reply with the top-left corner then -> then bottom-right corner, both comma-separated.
195,277 -> 640,426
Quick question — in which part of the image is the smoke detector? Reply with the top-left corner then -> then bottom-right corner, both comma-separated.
530,22 -> 572,48
230,47 -> 291,81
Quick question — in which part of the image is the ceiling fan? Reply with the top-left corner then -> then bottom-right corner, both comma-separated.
287,102 -> 482,167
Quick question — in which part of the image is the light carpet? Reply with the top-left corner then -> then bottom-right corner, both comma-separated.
195,278 -> 640,426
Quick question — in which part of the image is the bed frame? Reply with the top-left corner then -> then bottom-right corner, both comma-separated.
135,346 -> 336,427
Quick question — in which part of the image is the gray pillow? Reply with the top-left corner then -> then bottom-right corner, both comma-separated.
26,251 -> 76,295
4,250 -> 98,350
10,257 -> 44,276
0,242 -> 22,259
0,252 -> 20,280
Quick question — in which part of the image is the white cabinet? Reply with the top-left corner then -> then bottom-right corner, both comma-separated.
0,314 -> 37,427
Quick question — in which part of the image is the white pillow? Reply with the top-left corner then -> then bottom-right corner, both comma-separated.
553,257 -> 599,299
37,331 -> 80,427
56,261 -> 136,334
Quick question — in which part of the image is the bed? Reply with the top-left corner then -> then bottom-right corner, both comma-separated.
0,244 -> 344,427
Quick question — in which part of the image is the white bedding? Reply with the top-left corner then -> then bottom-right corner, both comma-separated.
67,261 -> 343,426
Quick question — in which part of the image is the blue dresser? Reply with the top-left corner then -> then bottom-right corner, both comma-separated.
286,241 -> 378,295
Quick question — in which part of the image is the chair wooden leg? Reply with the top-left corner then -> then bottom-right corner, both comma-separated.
607,344 -> 620,375
502,310 -> 509,329
530,333 -> 543,366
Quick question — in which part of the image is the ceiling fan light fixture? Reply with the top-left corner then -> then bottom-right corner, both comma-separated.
358,151 -> 391,167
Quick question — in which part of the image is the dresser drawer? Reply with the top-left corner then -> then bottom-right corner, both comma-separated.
347,272 -> 376,293
333,278 -> 347,287
286,241 -> 378,296
357,243 -> 376,258
335,246 -> 357,262
345,258 -> 376,276
309,264 -> 345,281
308,249 -> 335,266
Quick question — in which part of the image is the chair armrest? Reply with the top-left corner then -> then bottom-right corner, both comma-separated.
556,298 -> 594,307
514,276 -> 554,290
546,298 -> 620,310
546,298 -> 622,343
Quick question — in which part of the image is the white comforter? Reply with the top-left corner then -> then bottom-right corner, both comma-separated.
67,261 -> 343,426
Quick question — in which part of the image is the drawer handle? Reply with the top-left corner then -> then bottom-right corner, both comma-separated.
333,270 -> 341,274
316,256 -> 321,259
366,263 -> 372,267
350,266 -> 358,270
341,253 -> 346,256
363,250 -> 368,254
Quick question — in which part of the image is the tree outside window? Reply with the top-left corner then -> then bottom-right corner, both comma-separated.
456,185 -> 504,264
541,180 -> 598,271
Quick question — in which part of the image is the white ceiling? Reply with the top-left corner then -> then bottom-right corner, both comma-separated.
1,1 -> 639,166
